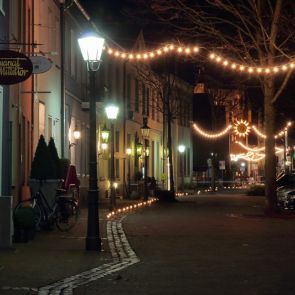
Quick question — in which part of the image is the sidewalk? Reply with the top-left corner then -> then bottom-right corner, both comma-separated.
0,195 -> 139,293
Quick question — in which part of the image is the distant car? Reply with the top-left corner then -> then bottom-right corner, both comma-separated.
276,173 -> 295,210
277,186 -> 295,210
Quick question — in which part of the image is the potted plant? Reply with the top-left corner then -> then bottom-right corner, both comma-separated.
13,207 -> 36,243
29,135 -> 61,208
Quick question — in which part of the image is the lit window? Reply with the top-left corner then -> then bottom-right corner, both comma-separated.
0,0 -> 5,16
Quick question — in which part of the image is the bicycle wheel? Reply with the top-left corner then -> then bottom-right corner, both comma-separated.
55,199 -> 79,231
14,199 -> 42,229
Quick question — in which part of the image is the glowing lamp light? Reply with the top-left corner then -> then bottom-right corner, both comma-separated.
101,124 -> 110,143
78,33 -> 105,62
178,144 -> 186,153
141,119 -> 150,139
105,104 -> 119,120
73,130 -> 81,140
101,143 -> 108,150
126,148 -> 132,155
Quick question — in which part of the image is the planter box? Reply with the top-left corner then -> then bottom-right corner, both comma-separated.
155,190 -> 177,202
29,179 -> 61,208
0,196 -> 13,249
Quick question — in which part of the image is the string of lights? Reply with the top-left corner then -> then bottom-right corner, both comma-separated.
235,141 -> 265,152
105,44 -> 199,61
106,198 -> 158,219
231,146 -> 284,162
208,53 -> 294,75
103,42 -> 295,76
192,123 -> 232,139
251,125 -> 267,139
193,120 -> 293,140
274,121 -> 292,138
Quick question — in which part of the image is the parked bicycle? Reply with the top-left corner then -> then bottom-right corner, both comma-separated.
14,183 -> 79,232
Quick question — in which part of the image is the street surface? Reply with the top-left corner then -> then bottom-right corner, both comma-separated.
76,193 -> 295,295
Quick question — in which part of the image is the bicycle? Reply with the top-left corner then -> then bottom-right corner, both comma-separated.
14,183 -> 79,232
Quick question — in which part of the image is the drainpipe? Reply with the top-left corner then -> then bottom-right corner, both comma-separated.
60,1 -> 65,157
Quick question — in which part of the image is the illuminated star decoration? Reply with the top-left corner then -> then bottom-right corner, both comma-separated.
233,120 -> 251,138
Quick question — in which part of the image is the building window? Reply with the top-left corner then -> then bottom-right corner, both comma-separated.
70,29 -> 76,78
156,94 -> 160,122
38,102 -> 46,138
0,0 -> 4,15
48,116 -> 52,140
127,133 -> 131,147
135,79 -> 139,112
127,74 -> 131,108
151,90 -> 155,120
146,88 -> 150,117
116,65 -> 120,98
115,130 -> 120,152
187,148 -> 190,176
142,83 -> 146,115
115,159 -> 120,178
107,60 -> 112,98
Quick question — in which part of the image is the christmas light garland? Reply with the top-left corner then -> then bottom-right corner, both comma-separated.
104,42 -> 295,76
235,141 -> 265,152
105,44 -> 199,61
274,121 -> 292,138
233,120 -> 251,138
208,52 -> 294,75
193,120 -> 293,140
231,143 -> 284,162
251,125 -> 267,139
192,123 -> 232,138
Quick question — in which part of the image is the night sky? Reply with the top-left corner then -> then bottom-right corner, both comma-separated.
77,0 -> 295,136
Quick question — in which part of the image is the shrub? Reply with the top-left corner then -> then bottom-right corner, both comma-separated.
13,207 -> 36,229
48,137 -> 61,178
247,184 -> 265,196
30,135 -> 57,180
155,189 -> 177,202
134,170 -> 143,181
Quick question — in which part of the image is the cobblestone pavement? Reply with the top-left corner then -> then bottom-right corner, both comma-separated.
75,193 -> 295,295
0,199 -> 143,295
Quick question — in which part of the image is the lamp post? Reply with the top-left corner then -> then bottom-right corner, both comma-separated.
78,32 -> 104,251
126,148 -> 132,198
178,144 -> 186,192
141,118 -> 150,201
105,104 -> 119,210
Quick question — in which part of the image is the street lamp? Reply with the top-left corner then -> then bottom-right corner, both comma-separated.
69,129 -> 81,149
105,103 -> 119,210
178,144 -> 186,192
141,118 -> 150,201
126,148 -> 132,198
101,124 -> 110,144
78,32 -> 104,251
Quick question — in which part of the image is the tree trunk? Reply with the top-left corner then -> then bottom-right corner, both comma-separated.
264,76 -> 279,214
167,111 -> 175,197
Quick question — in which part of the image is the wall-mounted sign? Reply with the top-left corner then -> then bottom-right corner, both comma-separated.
0,50 -> 33,85
30,56 -> 52,74
219,160 -> 226,170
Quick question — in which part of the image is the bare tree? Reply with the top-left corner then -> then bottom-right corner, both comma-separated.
135,61 -> 190,197
137,0 -> 295,214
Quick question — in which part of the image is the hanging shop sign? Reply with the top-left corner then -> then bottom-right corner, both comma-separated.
30,56 -> 52,74
0,50 -> 33,85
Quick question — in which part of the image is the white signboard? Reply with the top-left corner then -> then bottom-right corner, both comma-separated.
219,160 -> 226,170
30,56 -> 52,74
